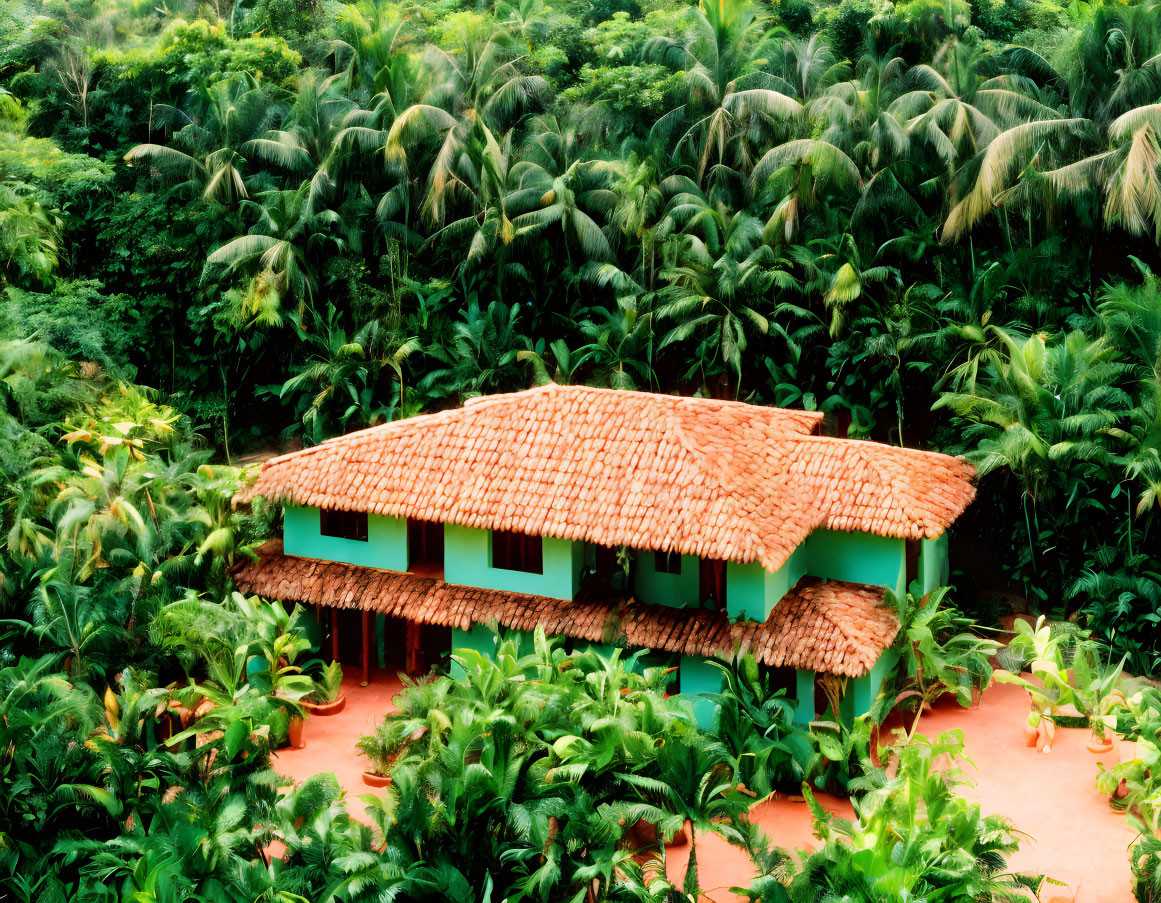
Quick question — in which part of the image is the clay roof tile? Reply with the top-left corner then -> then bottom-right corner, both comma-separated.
233,542 -> 898,678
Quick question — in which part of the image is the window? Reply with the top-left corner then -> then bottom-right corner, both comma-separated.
654,550 -> 682,574
492,530 -> 543,574
905,539 -> 921,591
698,558 -> 727,610
408,518 -> 445,569
320,508 -> 368,542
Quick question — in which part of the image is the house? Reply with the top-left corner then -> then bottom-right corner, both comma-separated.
233,384 -> 976,725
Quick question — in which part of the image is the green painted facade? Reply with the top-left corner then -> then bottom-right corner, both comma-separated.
634,551 -> 700,608
449,624 -> 502,679
722,530 -> 906,625
802,529 -> 907,598
919,534 -> 949,595
725,544 -> 810,622
284,504 -> 944,730
444,524 -> 584,599
794,670 -> 815,724
284,505 -> 409,571
678,655 -> 722,728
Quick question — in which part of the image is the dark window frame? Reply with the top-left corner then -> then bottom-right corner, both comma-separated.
491,530 -> 544,574
320,508 -> 369,542
654,550 -> 682,575
698,558 -> 727,610
407,518 -> 445,568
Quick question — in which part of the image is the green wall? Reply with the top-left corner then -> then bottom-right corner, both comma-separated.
849,648 -> 899,717
726,545 -> 809,622
724,531 -> 905,624
635,551 -> 700,608
283,505 -> 408,571
803,529 -> 906,598
919,534 -> 949,595
794,669 -> 815,724
444,524 -> 583,599
679,655 -> 722,728
449,623 -> 500,679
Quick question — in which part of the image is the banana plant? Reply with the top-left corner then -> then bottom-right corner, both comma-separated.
992,615 -> 1077,752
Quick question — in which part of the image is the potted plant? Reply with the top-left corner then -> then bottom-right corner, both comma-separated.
992,616 -> 1075,753
303,661 -> 346,716
1069,644 -> 1127,755
357,719 -> 408,787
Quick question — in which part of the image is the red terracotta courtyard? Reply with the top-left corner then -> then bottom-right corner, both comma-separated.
274,670 -> 1139,903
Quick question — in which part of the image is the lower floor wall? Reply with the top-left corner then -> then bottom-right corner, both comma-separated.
309,608 -> 895,732
449,624 -> 896,731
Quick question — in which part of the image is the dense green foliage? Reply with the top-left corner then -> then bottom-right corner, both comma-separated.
3,0 -> 1161,894
360,633 -> 1037,902
743,731 -> 1038,902
4,0 -> 1161,665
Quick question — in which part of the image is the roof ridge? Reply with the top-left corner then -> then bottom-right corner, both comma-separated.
239,387 -> 976,556
667,406 -> 774,564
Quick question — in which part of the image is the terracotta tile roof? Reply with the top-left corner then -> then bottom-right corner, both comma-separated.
237,385 -> 975,571
233,541 -> 900,677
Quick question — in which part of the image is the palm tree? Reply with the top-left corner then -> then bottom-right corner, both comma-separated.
610,153 -> 665,289
894,37 -> 1060,170
760,29 -> 846,103
509,120 -> 619,269
574,298 -> 657,390
124,74 -> 287,205
380,22 -> 549,274
812,40 -> 911,177
329,1 -> 411,103
789,232 -> 899,336
203,182 -> 364,326
647,0 -> 803,187
941,116 -> 1089,241
935,327 -> 1133,598
1064,1 -> 1161,126
1041,104 -> 1161,242
419,298 -> 530,401
651,209 -> 789,393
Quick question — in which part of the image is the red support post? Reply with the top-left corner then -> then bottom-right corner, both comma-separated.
405,620 -> 421,677
361,610 -> 371,687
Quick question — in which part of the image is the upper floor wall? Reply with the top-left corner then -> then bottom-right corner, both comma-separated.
634,527 -> 944,623
284,506 -> 408,571
283,505 -> 946,619
283,506 -> 584,600
444,524 -> 584,600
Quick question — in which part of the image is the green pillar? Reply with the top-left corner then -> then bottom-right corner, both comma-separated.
919,534 -> 949,595
375,613 -> 386,669
679,655 -> 721,729
450,624 -> 498,679
849,648 -> 900,719
794,669 -> 815,724
850,674 -> 874,718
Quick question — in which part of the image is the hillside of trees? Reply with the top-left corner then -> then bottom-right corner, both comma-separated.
4,0 -> 1161,664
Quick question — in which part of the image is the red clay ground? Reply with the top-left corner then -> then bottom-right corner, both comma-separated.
273,673 -> 1139,902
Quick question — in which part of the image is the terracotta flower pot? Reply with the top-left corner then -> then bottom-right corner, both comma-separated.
362,771 -> 392,788
665,819 -> 691,848
1087,734 -> 1115,755
287,717 -> 306,750
303,695 -> 347,717
626,818 -> 658,848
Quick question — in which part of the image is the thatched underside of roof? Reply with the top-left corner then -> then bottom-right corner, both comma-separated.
233,541 -> 900,678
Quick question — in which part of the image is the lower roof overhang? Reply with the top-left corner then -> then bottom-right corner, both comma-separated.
232,541 -> 900,678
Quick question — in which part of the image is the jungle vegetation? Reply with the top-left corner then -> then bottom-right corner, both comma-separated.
5,0 -> 1161,669
2,0 -> 1161,897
